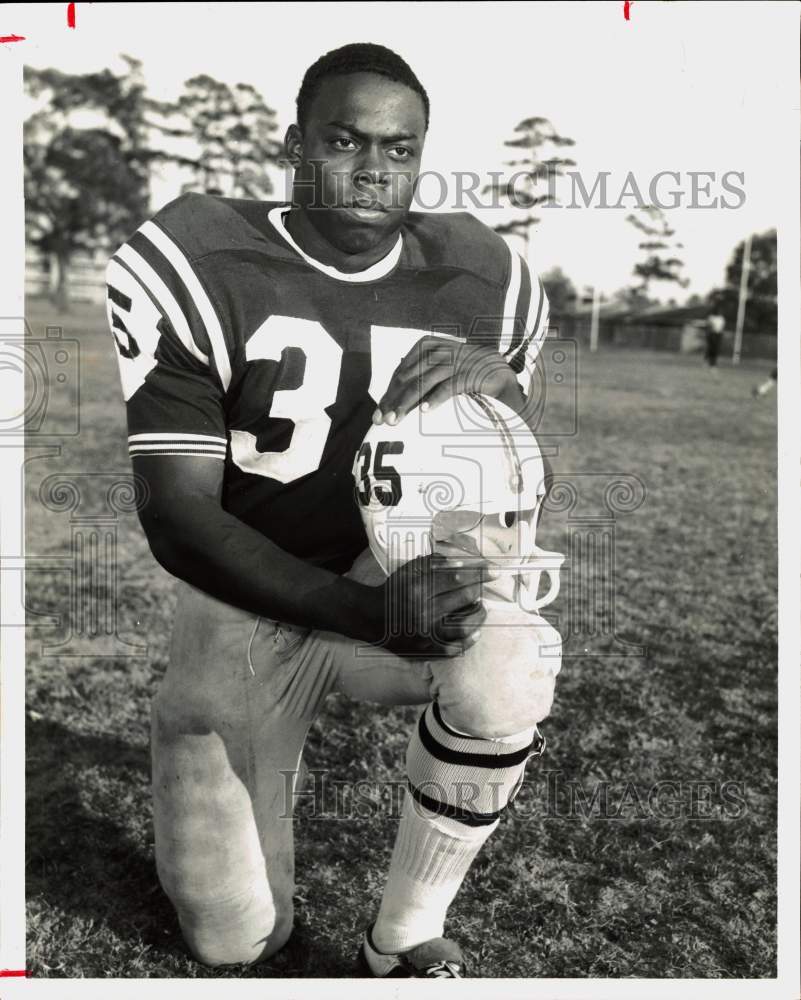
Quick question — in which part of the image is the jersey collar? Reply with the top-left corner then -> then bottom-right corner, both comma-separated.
267,205 -> 403,283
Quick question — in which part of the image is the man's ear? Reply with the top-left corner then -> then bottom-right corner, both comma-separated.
284,124 -> 303,167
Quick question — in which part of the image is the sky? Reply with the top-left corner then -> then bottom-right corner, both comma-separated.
9,1 -> 797,301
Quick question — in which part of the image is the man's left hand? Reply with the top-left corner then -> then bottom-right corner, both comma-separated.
372,336 -> 524,425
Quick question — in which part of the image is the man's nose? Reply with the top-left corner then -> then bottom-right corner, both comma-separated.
355,145 -> 389,185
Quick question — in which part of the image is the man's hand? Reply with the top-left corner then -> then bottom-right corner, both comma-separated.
372,337 -> 525,426
373,553 -> 493,657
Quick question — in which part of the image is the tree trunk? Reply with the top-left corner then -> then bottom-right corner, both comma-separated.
50,250 -> 70,312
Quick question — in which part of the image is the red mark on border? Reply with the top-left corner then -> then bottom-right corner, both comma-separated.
3,3 -> 82,42
0,970 -> 28,977
624,0 -> 634,19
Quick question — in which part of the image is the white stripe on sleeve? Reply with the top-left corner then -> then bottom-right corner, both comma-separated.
139,220 -> 232,392
128,432 -> 227,443
513,281 -> 550,393
113,247 -> 209,366
128,432 -> 228,460
498,245 -> 522,355
522,276 -> 549,366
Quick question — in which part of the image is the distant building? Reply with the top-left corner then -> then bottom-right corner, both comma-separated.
552,302 -> 776,361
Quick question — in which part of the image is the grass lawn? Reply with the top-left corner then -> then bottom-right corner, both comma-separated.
24,298 -> 778,979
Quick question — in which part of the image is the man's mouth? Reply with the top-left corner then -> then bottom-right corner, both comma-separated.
352,207 -> 386,219
342,203 -> 389,222
344,199 -> 389,222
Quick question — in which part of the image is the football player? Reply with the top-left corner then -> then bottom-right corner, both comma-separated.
105,42 -> 556,977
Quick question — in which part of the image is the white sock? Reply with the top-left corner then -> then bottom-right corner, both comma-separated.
370,704 -> 538,955
370,792 -> 497,954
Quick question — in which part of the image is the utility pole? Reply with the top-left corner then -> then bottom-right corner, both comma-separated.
590,284 -> 601,352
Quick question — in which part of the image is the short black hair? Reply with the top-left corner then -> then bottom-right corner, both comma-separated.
296,42 -> 430,132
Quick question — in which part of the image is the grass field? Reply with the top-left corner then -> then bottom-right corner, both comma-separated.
24,298 -> 778,979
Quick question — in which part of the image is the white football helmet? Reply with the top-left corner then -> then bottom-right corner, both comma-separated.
353,392 -> 564,610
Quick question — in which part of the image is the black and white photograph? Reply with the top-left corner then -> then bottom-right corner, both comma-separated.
0,1 -> 798,994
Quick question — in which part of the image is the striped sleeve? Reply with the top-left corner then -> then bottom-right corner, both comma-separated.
498,245 -> 550,395
105,217 -> 229,462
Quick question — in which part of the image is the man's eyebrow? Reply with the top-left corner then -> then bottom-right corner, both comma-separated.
325,120 -> 419,142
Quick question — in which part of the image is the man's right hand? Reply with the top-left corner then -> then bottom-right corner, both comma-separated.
134,454 -> 492,656
371,554 -> 492,657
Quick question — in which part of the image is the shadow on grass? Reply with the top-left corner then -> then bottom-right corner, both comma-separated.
25,717 -> 349,977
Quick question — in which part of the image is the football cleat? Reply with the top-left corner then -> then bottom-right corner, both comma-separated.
359,925 -> 465,978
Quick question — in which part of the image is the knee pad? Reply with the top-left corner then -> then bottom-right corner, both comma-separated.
430,613 -> 562,738
405,702 -> 546,828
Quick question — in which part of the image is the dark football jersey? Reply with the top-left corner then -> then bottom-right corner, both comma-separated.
105,194 -> 549,573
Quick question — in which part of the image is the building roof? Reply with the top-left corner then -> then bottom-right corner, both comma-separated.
560,301 -> 709,325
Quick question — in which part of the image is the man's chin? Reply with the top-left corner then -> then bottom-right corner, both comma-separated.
323,210 -> 404,254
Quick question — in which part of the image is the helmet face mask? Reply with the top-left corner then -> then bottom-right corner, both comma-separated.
431,504 -> 540,569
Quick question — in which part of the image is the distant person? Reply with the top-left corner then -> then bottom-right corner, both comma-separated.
705,312 -> 725,371
752,367 -> 778,398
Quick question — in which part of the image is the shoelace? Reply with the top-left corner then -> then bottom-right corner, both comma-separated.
424,960 -> 462,978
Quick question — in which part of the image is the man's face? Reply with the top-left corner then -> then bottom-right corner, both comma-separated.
287,72 -> 426,254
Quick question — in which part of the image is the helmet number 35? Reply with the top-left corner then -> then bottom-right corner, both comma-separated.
354,440 -> 405,507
